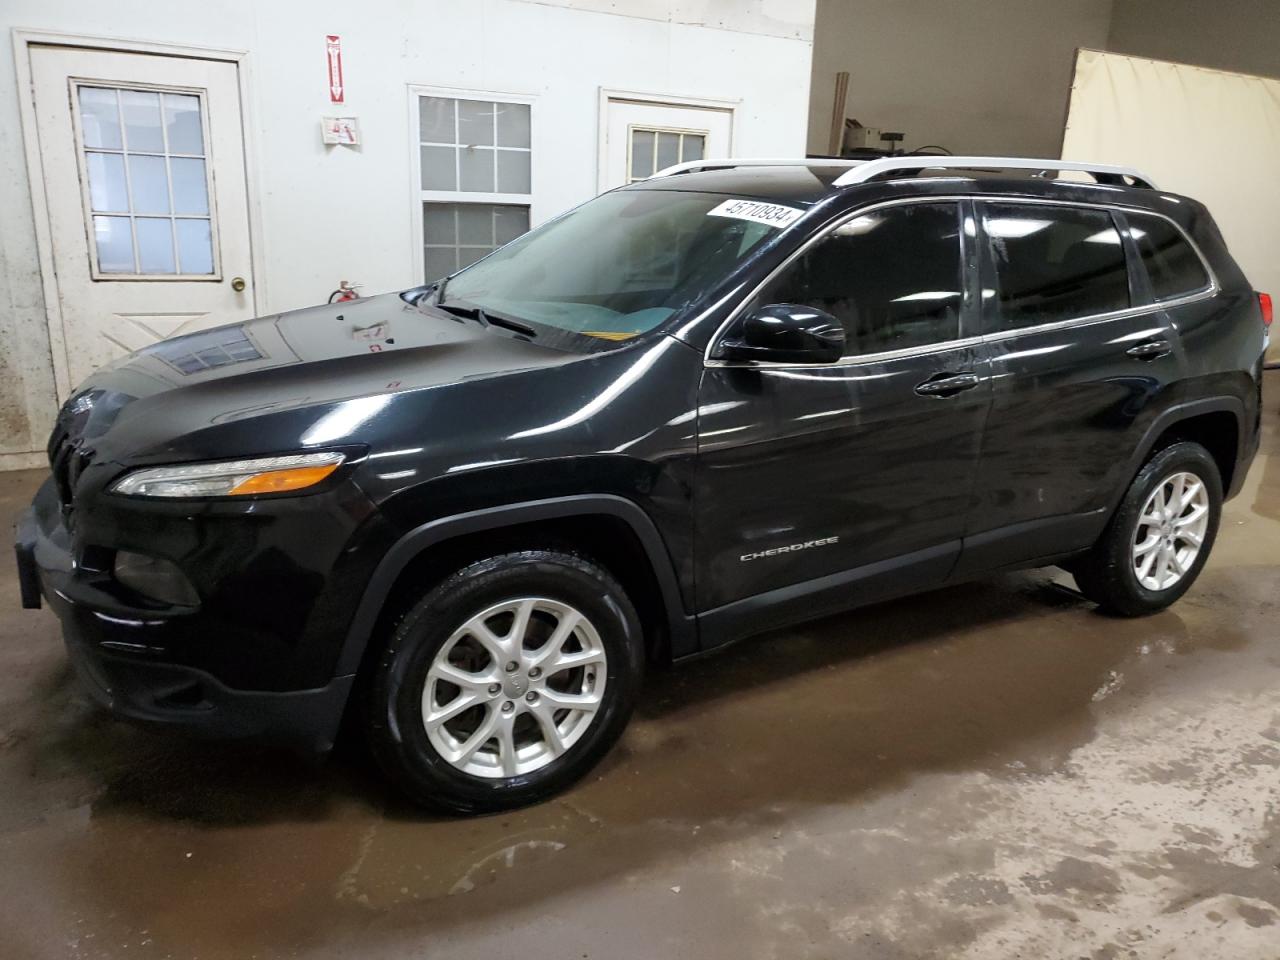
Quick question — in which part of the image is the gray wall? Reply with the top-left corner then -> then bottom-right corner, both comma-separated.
807,0 -> 1115,157
1107,0 -> 1280,80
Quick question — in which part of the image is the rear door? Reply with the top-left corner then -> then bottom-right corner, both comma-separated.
956,200 -> 1185,574
694,199 -> 991,633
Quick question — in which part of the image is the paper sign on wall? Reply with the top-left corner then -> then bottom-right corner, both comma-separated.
326,35 -> 344,103
322,117 -> 361,145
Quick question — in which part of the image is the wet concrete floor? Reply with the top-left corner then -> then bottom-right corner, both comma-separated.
2,384 -> 1279,959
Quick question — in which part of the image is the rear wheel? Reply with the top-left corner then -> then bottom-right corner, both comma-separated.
364,550 -> 643,814
1072,441 -> 1222,616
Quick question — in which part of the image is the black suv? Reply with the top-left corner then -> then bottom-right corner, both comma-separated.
16,156 -> 1269,813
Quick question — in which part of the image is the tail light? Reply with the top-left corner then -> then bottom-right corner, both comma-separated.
1260,292 -> 1273,328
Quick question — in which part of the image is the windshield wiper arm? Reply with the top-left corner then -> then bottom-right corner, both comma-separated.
433,301 -> 537,338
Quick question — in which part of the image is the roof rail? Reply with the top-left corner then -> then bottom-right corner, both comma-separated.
834,155 -> 1156,188
650,158 -> 867,179
647,155 -> 1157,190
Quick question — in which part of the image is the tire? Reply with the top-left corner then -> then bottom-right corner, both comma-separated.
364,550 -> 644,814
1072,441 -> 1222,616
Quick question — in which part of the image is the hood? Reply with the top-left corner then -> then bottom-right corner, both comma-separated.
56,292 -> 579,462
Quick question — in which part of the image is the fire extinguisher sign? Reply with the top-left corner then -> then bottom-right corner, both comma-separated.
326,35 -> 344,104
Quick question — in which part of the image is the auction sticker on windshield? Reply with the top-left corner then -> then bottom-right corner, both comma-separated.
706,199 -> 804,229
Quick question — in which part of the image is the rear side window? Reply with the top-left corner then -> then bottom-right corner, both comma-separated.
981,203 -> 1130,332
758,201 -> 963,356
1126,212 -> 1211,300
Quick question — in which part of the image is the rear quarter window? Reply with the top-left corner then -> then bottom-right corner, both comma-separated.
981,203 -> 1131,333
1125,212 -> 1211,301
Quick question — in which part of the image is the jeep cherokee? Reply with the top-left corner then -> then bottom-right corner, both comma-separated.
15,155 -> 1269,813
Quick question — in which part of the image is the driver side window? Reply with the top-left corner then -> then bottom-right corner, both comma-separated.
757,201 -> 964,357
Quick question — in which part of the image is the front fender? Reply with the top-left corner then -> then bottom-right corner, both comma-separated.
333,494 -> 696,677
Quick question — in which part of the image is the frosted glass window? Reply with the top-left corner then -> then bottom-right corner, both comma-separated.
176,219 -> 214,274
656,132 -> 680,171
163,94 -> 204,154
79,87 -> 123,150
93,217 -> 134,273
120,90 -> 164,152
459,147 -> 494,192
423,202 -> 529,279
417,95 -> 532,281
495,103 -> 530,148
170,157 -> 209,214
496,150 -> 531,194
627,128 -> 707,183
86,152 -> 129,212
76,84 -> 216,276
417,95 -> 532,196
493,206 -> 527,245
458,100 -> 495,146
419,96 -> 456,143
420,145 -> 457,191
457,205 -> 494,245
128,155 -> 170,214
136,218 -> 176,274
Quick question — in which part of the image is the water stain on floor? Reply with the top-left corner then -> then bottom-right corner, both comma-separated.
1,384 -> 1279,959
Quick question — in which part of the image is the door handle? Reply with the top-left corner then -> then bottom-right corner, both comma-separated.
914,372 -> 980,398
1125,339 -> 1171,360
230,276 -> 247,293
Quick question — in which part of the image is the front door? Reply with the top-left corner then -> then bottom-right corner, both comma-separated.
600,97 -> 732,191
28,44 -> 255,395
694,200 -> 990,639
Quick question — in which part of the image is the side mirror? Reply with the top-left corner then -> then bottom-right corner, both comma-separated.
719,304 -> 845,364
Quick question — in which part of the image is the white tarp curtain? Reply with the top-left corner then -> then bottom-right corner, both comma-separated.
1063,49 -> 1280,358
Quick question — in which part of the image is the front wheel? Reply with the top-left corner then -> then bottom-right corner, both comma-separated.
1072,441 -> 1222,616
364,550 -> 644,814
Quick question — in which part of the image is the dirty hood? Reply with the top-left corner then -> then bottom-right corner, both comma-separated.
51,291 -> 577,462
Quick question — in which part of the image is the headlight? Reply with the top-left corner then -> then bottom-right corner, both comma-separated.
111,452 -> 346,498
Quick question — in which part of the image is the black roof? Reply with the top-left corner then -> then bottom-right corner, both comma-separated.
622,163 -> 1202,226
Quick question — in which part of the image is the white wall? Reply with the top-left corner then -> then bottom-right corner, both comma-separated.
0,0 -> 815,464
807,0 -> 1114,156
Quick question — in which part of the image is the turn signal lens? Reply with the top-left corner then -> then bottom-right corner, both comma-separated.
1259,292 -> 1273,327
111,452 -> 345,499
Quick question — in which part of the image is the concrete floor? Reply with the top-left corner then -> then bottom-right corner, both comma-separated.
2,387 -> 1279,960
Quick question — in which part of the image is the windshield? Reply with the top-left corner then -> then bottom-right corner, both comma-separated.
436,190 -> 795,344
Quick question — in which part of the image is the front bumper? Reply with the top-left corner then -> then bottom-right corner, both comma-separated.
14,482 -> 361,750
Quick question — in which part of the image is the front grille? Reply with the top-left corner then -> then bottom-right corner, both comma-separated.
48,431 -> 92,509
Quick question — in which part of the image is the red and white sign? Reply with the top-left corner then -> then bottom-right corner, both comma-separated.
325,35 -> 344,103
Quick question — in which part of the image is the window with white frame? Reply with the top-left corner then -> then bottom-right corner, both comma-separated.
418,94 -> 532,280
627,127 -> 705,183
75,84 -> 218,278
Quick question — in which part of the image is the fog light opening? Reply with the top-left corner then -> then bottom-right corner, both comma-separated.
113,551 -> 200,608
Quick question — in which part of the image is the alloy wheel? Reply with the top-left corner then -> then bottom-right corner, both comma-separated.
1132,470 -> 1210,591
422,597 -> 607,778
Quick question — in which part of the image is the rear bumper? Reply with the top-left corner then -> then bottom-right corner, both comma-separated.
14,490 -> 354,750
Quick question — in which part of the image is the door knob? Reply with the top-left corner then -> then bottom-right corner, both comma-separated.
231,277 -> 247,292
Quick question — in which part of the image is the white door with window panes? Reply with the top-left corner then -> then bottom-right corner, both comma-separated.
601,99 -> 732,191
416,93 -> 533,282
28,45 -> 256,394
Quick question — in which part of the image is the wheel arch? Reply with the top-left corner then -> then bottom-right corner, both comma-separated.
334,495 -> 696,681
1121,397 -> 1245,508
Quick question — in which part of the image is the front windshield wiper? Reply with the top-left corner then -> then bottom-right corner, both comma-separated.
432,300 -> 537,338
